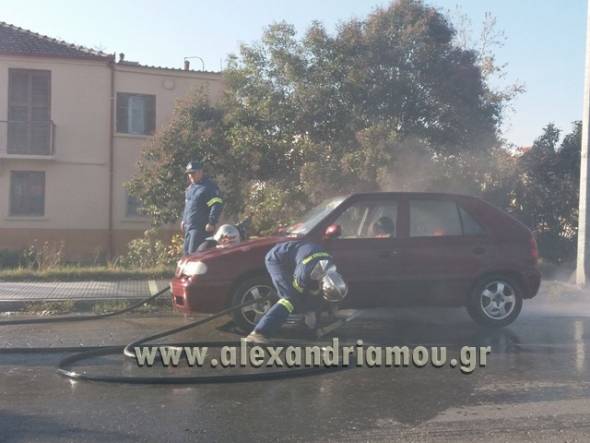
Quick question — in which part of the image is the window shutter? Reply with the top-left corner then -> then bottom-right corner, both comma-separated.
116,93 -> 129,133
145,95 -> 156,134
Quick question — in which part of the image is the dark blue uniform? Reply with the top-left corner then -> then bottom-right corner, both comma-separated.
254,241 -> 333,336
182,177 -> 223,255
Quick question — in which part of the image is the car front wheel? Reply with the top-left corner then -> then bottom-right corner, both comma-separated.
466,275 -> 523,328
231,276 -> 277,333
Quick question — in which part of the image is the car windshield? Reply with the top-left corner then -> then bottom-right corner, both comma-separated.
285,196 -> 346,236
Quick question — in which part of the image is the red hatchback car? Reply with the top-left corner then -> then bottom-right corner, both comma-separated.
172,192 -> 541,331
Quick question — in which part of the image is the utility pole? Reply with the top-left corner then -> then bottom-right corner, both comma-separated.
577,0 -> 590,287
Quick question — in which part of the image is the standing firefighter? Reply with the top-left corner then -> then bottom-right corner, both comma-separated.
246,240 -> 348,344
181,160 -> 224,255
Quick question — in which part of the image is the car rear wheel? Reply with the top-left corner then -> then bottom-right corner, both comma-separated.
231,276 -> 277,333
466,275 -> 523,328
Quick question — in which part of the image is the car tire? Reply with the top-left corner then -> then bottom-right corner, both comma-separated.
466,274 -> 523,328
231,275 -> 278,333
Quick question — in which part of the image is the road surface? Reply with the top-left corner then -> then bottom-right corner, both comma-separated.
1,284 -> 589,442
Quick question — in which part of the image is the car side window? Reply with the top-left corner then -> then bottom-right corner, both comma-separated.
410,200 -> 462,237
458,206 -> 485,235
334,201 -> 397,239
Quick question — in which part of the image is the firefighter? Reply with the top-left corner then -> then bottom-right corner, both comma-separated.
245,240 -> 348,344
181,160 -> 224,255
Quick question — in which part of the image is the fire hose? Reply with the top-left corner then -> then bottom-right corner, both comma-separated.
0,286 -> 348,384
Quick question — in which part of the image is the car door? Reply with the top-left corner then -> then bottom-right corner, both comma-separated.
398,196 -> 491,305
322,197 -> 403,307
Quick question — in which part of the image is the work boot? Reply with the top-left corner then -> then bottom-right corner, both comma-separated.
245,331 -> 272,345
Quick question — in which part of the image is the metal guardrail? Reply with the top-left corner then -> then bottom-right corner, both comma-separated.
0,120 -> 55,156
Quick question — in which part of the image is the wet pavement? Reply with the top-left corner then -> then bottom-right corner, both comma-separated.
1,285 -> 590,442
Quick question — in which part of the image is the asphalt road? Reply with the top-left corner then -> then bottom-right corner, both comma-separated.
1,285 -> 590,442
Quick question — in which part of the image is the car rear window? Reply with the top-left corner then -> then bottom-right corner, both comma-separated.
458,206 -> 485,235
410,200 -> 462,237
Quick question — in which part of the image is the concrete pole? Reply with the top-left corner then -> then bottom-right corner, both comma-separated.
576,0 -> 590,287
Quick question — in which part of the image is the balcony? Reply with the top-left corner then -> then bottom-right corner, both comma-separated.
0,120 -> 55,158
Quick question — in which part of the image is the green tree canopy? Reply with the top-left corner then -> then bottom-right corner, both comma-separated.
512,122 -> 581,263
128,0 -> 519,234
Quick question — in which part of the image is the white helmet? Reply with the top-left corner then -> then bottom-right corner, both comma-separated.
213,224 -> 241,246
320,269 -> 348,302
310,259 -> 348,303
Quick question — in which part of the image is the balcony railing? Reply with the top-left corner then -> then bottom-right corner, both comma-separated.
0,120 -> 55,157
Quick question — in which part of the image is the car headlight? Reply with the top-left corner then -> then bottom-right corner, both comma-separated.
182,261 -> 208,276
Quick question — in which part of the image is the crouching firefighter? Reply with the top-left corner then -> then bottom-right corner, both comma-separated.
245,240 -> 348,344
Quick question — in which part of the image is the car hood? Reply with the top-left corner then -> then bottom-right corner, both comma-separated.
183,235 -> 289,262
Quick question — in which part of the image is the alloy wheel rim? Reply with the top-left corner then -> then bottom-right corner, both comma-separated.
240,285 -> 274,325
480,280 -> 516,321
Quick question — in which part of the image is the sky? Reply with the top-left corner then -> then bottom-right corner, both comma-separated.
0,0 -> 586,147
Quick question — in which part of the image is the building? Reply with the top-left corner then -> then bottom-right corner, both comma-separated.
0,22 -> 223,261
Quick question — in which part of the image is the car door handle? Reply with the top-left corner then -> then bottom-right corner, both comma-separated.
472,246 -> 486,255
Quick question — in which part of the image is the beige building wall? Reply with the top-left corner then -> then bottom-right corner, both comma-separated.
0,55 -> 111,260
0,54 -> 223,261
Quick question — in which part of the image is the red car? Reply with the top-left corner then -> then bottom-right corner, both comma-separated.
172,192 -> 541,331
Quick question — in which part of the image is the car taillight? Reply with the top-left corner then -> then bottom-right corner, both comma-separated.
529,236 -> 539,263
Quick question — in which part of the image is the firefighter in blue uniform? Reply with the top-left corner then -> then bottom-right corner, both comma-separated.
181,160 -> 224,255
246,240 -> 348,344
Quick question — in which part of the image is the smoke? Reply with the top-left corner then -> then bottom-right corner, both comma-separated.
377,138 -> 437,192
376,137 -> 498,197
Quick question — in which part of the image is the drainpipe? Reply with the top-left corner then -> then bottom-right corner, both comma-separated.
108,57 -> 115,261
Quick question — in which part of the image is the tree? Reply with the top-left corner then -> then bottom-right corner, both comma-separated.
512,122 -> 581,263
130,0 -> 519,235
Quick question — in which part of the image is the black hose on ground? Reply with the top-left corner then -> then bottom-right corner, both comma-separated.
1,287 -> 349,384
56,342 -> 347,384
0,286 -> 171,326
56,293 -> 351,384
122,294 -> 273,358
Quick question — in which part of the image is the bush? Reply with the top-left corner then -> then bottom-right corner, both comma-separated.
117,229 -> 182,269
21,240 -> 65,271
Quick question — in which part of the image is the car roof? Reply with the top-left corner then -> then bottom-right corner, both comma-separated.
343,191 -> 480,200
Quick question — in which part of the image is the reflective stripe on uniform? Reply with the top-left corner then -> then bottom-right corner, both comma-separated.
301,252 -> 331,265
207,197 -> 223,207
292,278 -> 304,293
278,298 -> 294,313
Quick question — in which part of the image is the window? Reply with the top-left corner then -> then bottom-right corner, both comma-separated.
10,171 -> 45,216
116,93 -> 156,135
459,206 -> 485,235
126,193 -> 145,218
7,69 -> 51,154
334,201 -> 397,239
410,200 -> 462,237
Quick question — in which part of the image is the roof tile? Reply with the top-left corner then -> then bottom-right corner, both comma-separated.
0,21 -> 112,60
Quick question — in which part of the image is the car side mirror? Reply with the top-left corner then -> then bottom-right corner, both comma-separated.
324,224 -> 342,240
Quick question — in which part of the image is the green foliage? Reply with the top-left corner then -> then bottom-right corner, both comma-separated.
129,0 -> 517,235
117,229 -> 181,269
511,122 -> 581,263
23,300 -> 75,315
244,181 -> 308,235
22,240 -> 65,271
